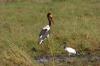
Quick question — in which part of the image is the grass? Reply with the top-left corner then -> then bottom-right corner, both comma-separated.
0,0 -> 100,66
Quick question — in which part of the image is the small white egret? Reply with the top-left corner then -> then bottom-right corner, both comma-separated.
63,42 -> 78,57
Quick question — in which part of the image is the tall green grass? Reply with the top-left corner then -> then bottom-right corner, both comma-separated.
0,0 -> 100,66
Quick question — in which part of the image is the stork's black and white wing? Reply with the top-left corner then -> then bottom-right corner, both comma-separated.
38,25 -> 50,44
39,29 -> 50,39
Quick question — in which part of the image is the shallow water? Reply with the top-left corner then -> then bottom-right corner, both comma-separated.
35,54 -> 100,64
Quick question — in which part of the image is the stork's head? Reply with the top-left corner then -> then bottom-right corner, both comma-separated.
47,12 -> 52,18
47,12 -> 54,26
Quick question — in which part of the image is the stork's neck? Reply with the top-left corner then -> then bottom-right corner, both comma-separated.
47,17 -> 52,26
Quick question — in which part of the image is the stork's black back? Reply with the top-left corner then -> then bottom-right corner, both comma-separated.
39,29 -> 50,40
39,29 -> 47,36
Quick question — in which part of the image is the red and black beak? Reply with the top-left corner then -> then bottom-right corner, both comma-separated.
47,12 -> 54,26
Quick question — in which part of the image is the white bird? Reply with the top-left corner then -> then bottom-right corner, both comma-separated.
38,12 -> 54,44
63,42 -> 77,57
